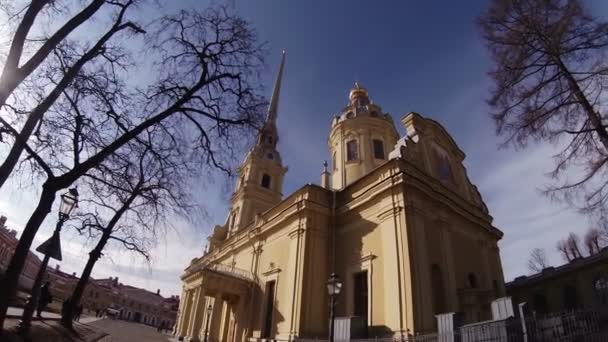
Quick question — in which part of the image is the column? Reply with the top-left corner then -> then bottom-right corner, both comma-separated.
284,223 -> 307,339
178,289 -> 194,338
187,287 -> 206,342
440,227 -> 458,311
233,294 -> 248,342
218,298 -> 231,342
209,295 -> 224,342
175,289 -> 187,336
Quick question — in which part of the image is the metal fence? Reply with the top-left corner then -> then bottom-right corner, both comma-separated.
295,307 -> 608,342
521,307 -> 608,342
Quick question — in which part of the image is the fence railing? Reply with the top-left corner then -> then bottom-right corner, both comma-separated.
521,307 -> 608,342
294,307 -> 608,342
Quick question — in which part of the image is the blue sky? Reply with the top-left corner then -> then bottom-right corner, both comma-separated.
1,0 -> 607,297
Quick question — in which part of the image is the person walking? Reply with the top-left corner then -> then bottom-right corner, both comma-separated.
74,304 -> 83,322
36,282 -> 53,318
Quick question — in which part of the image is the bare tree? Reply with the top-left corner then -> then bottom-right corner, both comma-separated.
0,0 -> 126,189
557,238 -> 572,262
584,227 -> 605,255
0,0 -> 105,108
527,247 -> 549,273
566,232 -> 583,259
0,5 -> 266,327
478,0 -> 608,219
61,136 -> 192,328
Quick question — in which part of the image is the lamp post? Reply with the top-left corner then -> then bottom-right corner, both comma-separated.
203,304 -> 213,342
327,273 -> 343,342
18,188 -> 78,335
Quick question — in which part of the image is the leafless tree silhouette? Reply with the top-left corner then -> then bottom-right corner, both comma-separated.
527,247 -> 549,273
479,0 -> 608,221
61,134 -> 193,328
0,4 -> 266,328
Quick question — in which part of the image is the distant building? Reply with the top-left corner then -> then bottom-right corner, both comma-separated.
0,215 -> 42,292
46,268 -> 178,328
506,247 -> 608,314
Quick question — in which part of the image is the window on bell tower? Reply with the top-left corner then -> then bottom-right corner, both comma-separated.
373,139 -> 385,159
346,140 -> 358,161
332,152 -> 337,170
261,174 -> 271,189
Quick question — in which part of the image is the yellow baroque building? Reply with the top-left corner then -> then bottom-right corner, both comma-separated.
175,53 -> 506,342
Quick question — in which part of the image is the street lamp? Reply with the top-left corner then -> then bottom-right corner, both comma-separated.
203,304 -> 213,342
18,188 -> 78,335
327,273 -> 342,342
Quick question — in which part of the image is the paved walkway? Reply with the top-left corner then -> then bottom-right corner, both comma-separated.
2,317 -> 106,342
6,306 -> 103,323
6,306 -> 61,319
88,319 -> 171,342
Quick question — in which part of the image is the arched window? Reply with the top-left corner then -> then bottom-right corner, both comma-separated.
563,285 -> 578,310
533,293 -> 548,314
431,264 -> 446,314
346,112 -> 355,119
332,151 -> 337,170
230,209 -> 239,230
346,140 -> 358,161
492,279 -> 500,298
261,174 -> 271,189
267,153 -> 274,160
438,155 -> 452,181
373,139 -> 385,159
267,136 -> 273,144
467,273 -> 478,288
594,276 -> 608,304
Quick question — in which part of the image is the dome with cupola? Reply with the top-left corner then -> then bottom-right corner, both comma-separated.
332,82 -> 394,126
328,82 -> 399,189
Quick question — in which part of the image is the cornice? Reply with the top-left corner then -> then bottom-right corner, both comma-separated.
197,188 -> 332,263
262,267 -> 281,277
376,205 -> 404,222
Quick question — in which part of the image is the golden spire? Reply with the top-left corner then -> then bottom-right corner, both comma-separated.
266,50 -> 286,123
349,81 -> 369,104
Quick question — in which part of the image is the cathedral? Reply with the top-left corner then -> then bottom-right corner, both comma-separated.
174,53 -> 505,342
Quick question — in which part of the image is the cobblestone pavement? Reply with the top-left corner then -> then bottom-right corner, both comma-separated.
88,319 -> 171,342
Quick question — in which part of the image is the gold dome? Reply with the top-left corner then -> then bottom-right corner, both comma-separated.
349,81 -> 369,102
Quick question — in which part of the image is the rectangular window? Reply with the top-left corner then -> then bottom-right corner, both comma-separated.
346,140 -> 358,161
373,139 -> 384,159
353,271 -> 368,320
262,280 -> 276,338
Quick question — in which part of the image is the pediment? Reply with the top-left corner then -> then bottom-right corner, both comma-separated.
401,112 -> 465,161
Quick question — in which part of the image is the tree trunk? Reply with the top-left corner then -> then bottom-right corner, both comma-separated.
61,185 -> 138,329
61,231 -> 110,329
0,184 -> 56,329
556,58 -> 608,152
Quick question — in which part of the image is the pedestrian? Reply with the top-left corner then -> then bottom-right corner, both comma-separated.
37,281 -> 52,318
61,297 -> 71,318
74,304 -> 83,322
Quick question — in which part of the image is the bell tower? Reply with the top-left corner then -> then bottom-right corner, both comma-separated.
328,82 -> 399,189
227,52 -> 288,234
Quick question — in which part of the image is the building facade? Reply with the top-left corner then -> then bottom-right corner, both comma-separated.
507,248 -> 608,314
46,268 -> 178,328
0,215 -> 42,292
175,54 -> 506,342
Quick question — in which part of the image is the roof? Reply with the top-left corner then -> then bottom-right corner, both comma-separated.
506,247 -> 608,288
